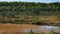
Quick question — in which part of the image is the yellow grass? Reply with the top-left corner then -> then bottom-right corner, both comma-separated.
0,24 -> 38,34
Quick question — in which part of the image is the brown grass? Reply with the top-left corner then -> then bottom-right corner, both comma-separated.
39,16 -> 60,23
0,16 -> 60,23
0,24 -> 38,34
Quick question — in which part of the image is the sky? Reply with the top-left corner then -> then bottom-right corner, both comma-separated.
0,0 -> 60,3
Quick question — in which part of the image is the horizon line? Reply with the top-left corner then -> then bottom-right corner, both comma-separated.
0,1 -> 60,3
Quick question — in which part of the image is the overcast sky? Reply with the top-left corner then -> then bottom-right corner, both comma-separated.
0,0 -> 60,3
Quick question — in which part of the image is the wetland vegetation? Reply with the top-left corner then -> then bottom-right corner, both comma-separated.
0,2 -> 60,34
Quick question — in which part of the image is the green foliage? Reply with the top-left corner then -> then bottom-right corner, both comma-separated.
0,2 -> 60,25
0,2 -> 60,17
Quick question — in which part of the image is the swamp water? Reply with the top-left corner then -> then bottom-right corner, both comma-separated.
21,25 -> 60,33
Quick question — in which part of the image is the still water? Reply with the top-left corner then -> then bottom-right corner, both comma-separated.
21,25 -> 60,33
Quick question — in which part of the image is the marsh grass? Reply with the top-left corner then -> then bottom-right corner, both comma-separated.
0,31 -> 60,34
24,32 -> 60,34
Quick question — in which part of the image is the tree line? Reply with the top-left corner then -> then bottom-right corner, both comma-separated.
0,2 -> 60,17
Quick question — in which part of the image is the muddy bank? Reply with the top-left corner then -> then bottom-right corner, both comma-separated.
0,24 -> 60,33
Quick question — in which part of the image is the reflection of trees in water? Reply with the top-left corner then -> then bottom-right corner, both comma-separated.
51,26 -> 60,33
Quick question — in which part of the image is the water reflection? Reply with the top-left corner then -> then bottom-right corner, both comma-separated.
21,25 -> 60,33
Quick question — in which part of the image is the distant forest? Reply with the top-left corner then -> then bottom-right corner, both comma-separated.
0,2 -> 60,17
0,2 -> 60,25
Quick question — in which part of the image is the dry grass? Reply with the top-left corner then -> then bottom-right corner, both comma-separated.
0,16 -> 60,26
0,16 -> 60,23
0,24 -> 38,34
39,16 -> 60,23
